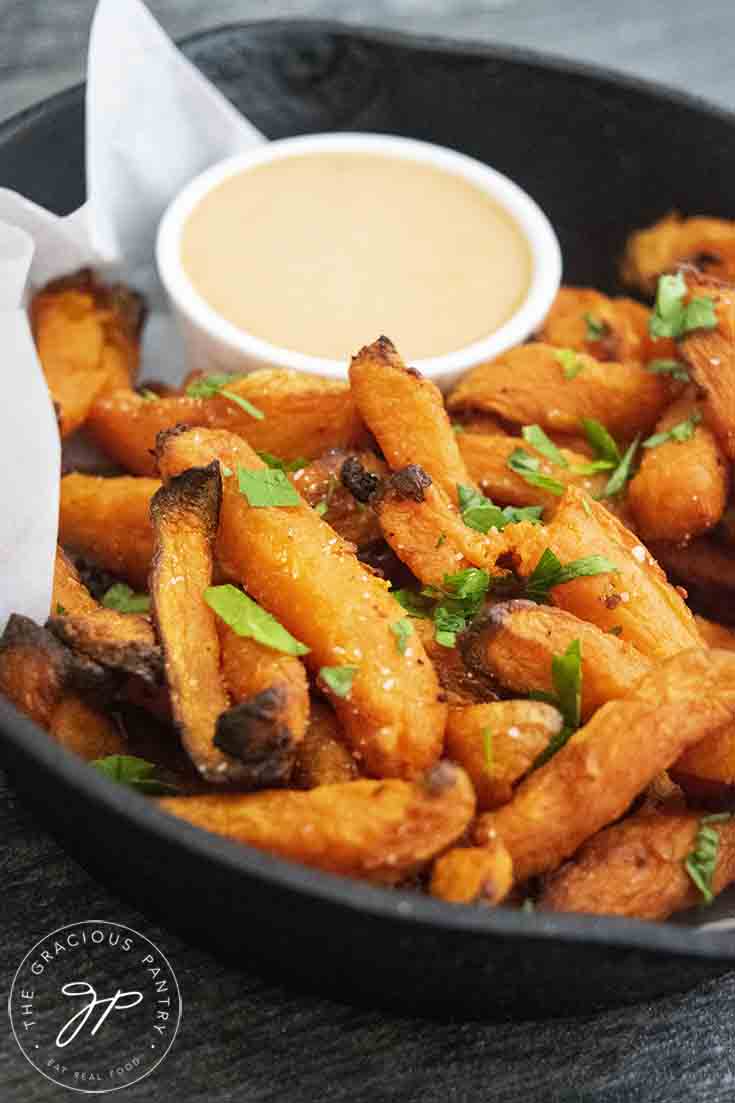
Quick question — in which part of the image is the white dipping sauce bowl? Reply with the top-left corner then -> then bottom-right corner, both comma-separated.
156,132 -> 561,390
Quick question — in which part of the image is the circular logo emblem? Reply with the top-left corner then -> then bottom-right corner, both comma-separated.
8,921 -> 182,1094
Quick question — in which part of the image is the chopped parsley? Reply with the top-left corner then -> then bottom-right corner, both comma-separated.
581,418 -> 620,466
392,590 -> 434,619
580,418 -> 639,498
436,532 -> 447,548
643,411 -> 702,449
319,665 -> 358,698
55,603 -> 67,616
522,424 -> 569,467
101,583 -> 150,614
555,348 -> 583,379
507,449 -> 565,496
186,373 -> 264,420
584,312 -> 608,340
645,358 -> 691,382
685,813 -> 732,905
91,755 -> 179,795
451,422 -> 466,435
138,388 -> 159,402
648,272 -> 717,339
390,617 -> 413,655
458,484 -> 544,533
205,584 -> 309,656
406,568 -> 493,648
526,548 -> 618,605
237,465 -> 300,507
532,639 -> 582,766
256,451 -> 309,472
482,727 -> 494,772
603,436 -> 640,497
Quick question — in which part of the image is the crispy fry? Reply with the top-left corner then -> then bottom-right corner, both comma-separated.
50,694 -> 128,760
88,370 -> 363,475
292,701 -> 358,788
621,213 -> 735,295
445,699 -> 562,809
649,536 -> 735,625
49,547 -> 161,683
158,762 -> 475,884
59,473 -> 159,589
430,840 -> 513,905
446,343 -> 672,439
289,449 -> 385,545
156,427 -> 445,779
679,268 -> 735,458
374,468 -> 514,588
538,287 -> 646,362
540,802 -> 735,920
507,487 -> 701,660
457,431 -> 608,513
350,336 -> 475,502
31,269 -> 144,437
151,462 -> 243,784
475,648 -> 735,880
628,393 -> 729,542
461,600 -> 652,720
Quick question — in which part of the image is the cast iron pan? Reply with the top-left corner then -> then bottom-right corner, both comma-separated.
2,21 -> 735,1020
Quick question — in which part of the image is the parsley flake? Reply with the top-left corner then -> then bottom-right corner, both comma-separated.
526,548 -> 618,604
643,411 -> 702,449
392,589 -> 434,619
580,419 -> 638,497
138,388 -> 159,402
101,583 -> 150,614
584,312 -> 608,340
91,755 -> 179,795
555,348 -> 583,379
685,814 -> 731,905
648,272 -> 717,339
458,484 -> 544,533
507,449 -> 565,496
186,373 -> 264,420
482,727 -> 494,772
237,465 -> 300,507
257,451 -> 309,473
533,639 -> 582,766
645,358 -> 691,382
522,424 -> 569,467
55,603 -> 67,616
205,584 -> 309,655
320,665 -> 358,698
436,532 -> 447,548
390,617 -> 413,655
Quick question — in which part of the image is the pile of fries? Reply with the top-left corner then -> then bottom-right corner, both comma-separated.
5,213 -> 735,921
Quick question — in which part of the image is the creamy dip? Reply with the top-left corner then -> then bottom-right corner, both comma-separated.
181,151 -> 532,362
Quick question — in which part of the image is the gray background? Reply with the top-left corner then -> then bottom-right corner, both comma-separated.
3,2 -> 735,1101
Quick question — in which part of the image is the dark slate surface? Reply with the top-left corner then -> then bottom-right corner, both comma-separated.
3,3 -> 735,1100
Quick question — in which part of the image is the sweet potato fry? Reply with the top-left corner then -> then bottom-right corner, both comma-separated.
461,600 -> 652,720
627,393 -> 729,542
507,487 -> 701,660
679,268 -> 735,458
31,269 -> 144,437
156,428 -> 445,779
413,619 -> 498,706
49,547 -> 161,683
457,431 -> 608,513
88,370 -> 363,475
158,761 -> 475,883
621,213 -> 735,295
474,648 -> 735,880
445,699 -> 562,809
538,286 -> 646,362
50,694 -> 128,760
648,536 -> 735,625
350,336 -> 475,502
430,840 -> 513,906
289,449 -> 385,546
59,473 -> 159,589
151,462 -> 244,784
292,701 -> 358,788
540,802 -> 735,920
446,343 -> 672,439
216,618 -> 310,786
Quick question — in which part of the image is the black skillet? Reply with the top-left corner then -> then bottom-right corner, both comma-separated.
2,21 -> 735,1019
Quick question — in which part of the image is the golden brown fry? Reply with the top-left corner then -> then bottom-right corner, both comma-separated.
151,462 -> 242,784
457,431 -> 608,513
158,762 -> 475,883
538,286 -> 646,362
156,427 -> 445,779
628,393 -> 729,542
50,693 -> 128,760
540,802 -> 735,920
31,269 -> 144,437
292,701 -> 358,788
474,648 -> 735,880
350,336 -> 475,502
88,370 -> 363,475
445,699 -> 562,809
446,343 -> 672,439
507,486 -> 701,660
49,547 -> 161,683
679,268 -> 735,459
461,600 -> 651,720
695,615 -> 735,651
374,468 -> 514,588
289,449 -> 386,546
59,473 -> 159,590
430,840 -> 513,905
648,536 -> 735,625
621,212 -> 735,295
